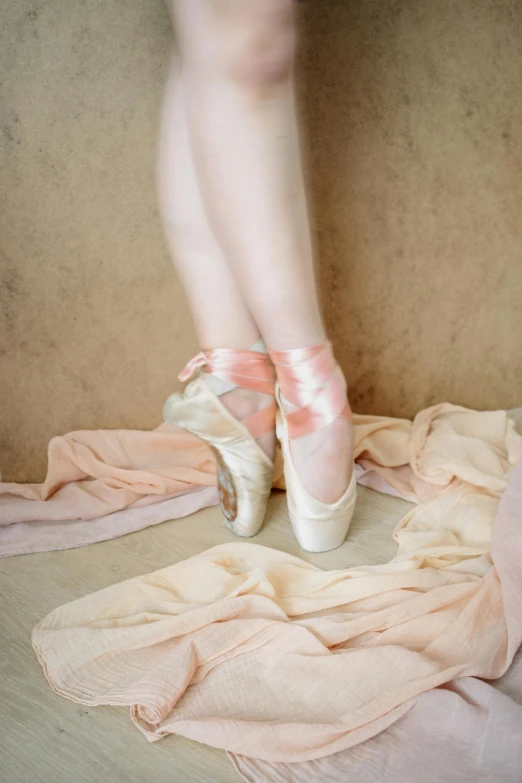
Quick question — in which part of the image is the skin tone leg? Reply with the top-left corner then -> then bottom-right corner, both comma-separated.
158,60 -> 260,352
164,0 -> 353,502
158,61 -> 275,458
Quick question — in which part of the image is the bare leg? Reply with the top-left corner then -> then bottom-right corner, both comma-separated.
168,0 -> 352,502
172,0 -> 324,350
158,61 -> 275,458
158,60 -> 260,350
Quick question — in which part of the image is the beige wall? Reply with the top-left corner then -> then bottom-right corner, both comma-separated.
1,0 -> 521,482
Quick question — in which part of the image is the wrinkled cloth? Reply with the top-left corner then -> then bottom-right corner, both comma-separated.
0,423 -> 217,556
231,459 -> 522,780
32,404 -> 522,765
0,488 -> 219,557
230,648 -> 522,782
2,403 -> 519,556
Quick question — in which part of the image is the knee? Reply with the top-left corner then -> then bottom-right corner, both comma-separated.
204,0 -> 296,88
228,0 -> 295,88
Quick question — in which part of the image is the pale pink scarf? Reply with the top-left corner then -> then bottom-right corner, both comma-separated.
27,403 -> 522,780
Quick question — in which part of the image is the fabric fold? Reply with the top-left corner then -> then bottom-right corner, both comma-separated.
4,403 -> 520,556
229,649 -> 522,782
31,404 -> 522,765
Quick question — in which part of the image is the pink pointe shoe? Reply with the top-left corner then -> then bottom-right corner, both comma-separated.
269,341 -> 357,552
163,349 -> 276,537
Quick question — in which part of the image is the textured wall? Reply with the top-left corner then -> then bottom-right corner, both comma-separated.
301,0 -> 522,415
1,0 -> 522,481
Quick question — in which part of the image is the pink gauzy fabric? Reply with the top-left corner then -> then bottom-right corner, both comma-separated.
231,466 -> 522,781
32,405 -> 522,767
2,403 -> 519,556
0,423 -> 218,556
230,650 -> 522,782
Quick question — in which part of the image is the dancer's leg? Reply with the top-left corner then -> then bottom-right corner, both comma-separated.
170,0 -> 352,502
171,0 -> 325,350
158,62 -> 275,457
158,60 -> 260,351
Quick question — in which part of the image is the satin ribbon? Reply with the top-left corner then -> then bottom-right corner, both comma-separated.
179,349 -> 276,397
269,341 -> 352,438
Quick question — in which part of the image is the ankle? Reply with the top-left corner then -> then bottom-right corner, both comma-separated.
219,387 -> 272,422
220,387 -> 276,460
269,341 -> 350,433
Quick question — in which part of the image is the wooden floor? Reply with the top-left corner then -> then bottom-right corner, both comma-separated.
2,409 -> 521,783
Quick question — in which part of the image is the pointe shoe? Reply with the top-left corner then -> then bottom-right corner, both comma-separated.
269,342 -> 356,552
163,349 -> 276,537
